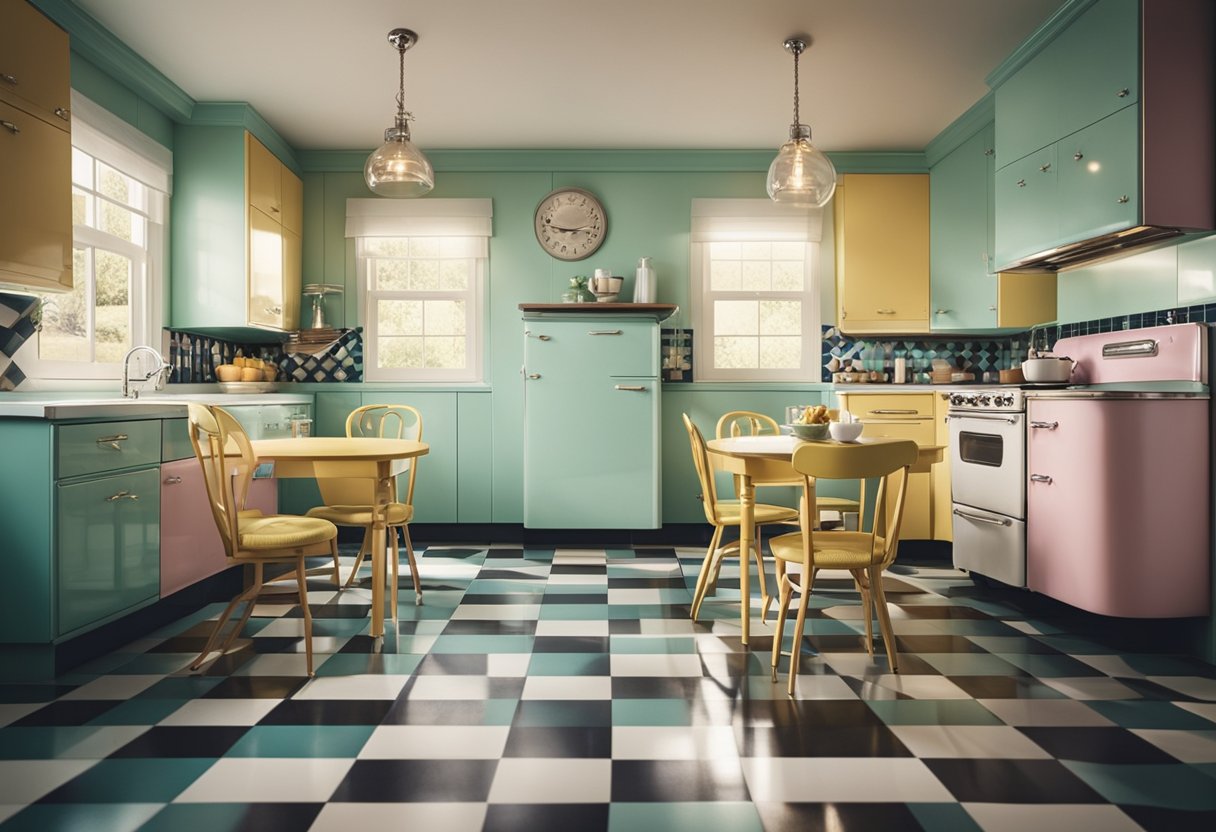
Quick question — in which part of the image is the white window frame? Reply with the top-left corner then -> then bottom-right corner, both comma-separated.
19,92 -> 170,381
689,199 -> 823,382
347,198 -> 492,383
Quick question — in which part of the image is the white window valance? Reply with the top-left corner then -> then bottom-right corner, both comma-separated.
690,198 -> 822,243
71,91 -> 173,196
345,198 -> 493,239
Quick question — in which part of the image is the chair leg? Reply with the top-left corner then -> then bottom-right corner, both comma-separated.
331,536 -> 342,588
401,523 -> 422,604
191,563 -> 262,671
753,528 -> 771,625
343,530 -> 371,589
770,560 -> 792,682
852,569 -> 874,656
389,524 -> 400,622
690,525 -> 723,621
787,567 -> 815,697
869,565 -> 899,673
297,555 -> 314,676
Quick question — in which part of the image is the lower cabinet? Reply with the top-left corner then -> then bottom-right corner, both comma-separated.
56,467 -> 160,636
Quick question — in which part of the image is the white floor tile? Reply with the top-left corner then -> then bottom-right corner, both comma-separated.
890,725 -> 1052,759
60,726 -> 151,759
521,676 -> 613,700
405,676 -> 503,700
741,757 -> 953,802
359,726 -> 510,759
310,802 -> 486,832
547,574 -> 608,586
1175,701 -> 1216,725
607,588 -> 664,605
534,620 -> 610,637
487,758 -> 611,803
978,699 -> 1114,727
611,726 -> 738,759
449,604 -> 541,621
1145,675 -> 1216,701
0,760 -> 95,803
639,619 -> 700,636
1132,729 -> 1216,763
963,803 -> 1142,832
486,653 -> 532,677
610,654 -> 705,677
158,698 -> 281,727
1071,655 -> 1148,678
1041,676 -> 1142,700
847,674 -> 974,700
174,758 -> 354,803
0,703 -> 42,728
57,675 -> 163,701
230,653 -> 313,677
292,674 -> 411,700
552,550 -> 606,565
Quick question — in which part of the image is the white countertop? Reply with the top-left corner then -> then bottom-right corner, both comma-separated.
0,391 -> 312,420
833,384 -> 984,393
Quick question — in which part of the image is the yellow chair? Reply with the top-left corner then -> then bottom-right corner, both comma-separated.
715,409 -> 862,529
769,438 -> 918,695
187,404 -> 339,676
308,404 -> 423,616
683,413 -> 799,631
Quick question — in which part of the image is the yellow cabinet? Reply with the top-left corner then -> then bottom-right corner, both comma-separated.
835,174 -> 930,333
0,0 -> 72,294
836,391 -> 950,541
932,392 -> 952,542
244,133 -> 302,332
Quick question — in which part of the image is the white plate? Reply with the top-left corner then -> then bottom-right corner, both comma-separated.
217,381 -> 279,393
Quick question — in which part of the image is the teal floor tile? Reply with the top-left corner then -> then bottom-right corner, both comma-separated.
311,619 -> 372,638
1085,700 -> 1216,729
391,605 -> 461,622
224,724 -> 374,757
908,803 -> 983,832
610,637 -> 696,655
864,699 -> 1004,726
609,801 -> 763,832
918,653 -> 1027,676
928,620 -> 1024,635
543,584 -> 606,596
87,698 -> 185,726
43,757 -> 214,802
612,699 -> 695,726
0,726 -> 121,759
431,635 -> 535,654
315,653 -> 423,676
465,580 -> 545,595
526,653 -> 610,676
993,653 -> 1102,677
1063,761 -> 1216,810
0,803 -> 162,832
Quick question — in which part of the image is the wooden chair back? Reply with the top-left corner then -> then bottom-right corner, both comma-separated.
316,404 -> 423,508
187,403 -> 255,558
682,413 -> 723,526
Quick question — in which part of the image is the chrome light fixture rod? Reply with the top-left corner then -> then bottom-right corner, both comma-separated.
767,34 -> 836,208
365,26 -> 434,197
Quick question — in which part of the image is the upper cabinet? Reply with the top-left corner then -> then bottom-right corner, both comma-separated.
834,174 -> 930,333
171,127 -> 302,336
930,122 -> 1056,330
992,0 -> 1214,272
0,0 -> 73,294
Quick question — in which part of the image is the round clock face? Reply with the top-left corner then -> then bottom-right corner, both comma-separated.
534,188 -> 607,261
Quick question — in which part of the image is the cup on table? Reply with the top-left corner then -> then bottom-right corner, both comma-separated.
289,417 -> 313,438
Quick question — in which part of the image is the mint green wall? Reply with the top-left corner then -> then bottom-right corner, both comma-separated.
69,53 -> 173,149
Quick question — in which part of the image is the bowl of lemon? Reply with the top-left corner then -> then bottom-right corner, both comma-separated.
786,404 -> 831,440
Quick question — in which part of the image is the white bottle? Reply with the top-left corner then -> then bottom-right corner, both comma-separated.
893,355 -> 907,384
633,256 -> 656,303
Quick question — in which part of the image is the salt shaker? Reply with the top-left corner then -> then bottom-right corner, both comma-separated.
633,256 -> 656,303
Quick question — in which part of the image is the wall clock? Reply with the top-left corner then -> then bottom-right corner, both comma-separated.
534,188 -> 607,261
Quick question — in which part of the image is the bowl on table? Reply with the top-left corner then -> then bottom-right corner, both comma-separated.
787,422 -> 830,440
828,421 -> 864,442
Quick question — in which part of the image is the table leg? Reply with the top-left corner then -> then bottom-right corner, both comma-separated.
369,464 -> 391,638
738,474 -> 755,646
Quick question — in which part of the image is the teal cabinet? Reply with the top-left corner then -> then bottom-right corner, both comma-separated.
457,391 -> 494,523
994,145 -> 1058,270
366,392 -> 459,524
0,421 -> 54,645
523,315 -> 661,529
57,419 -> 162,479
56,467 -> 160,636
1056,105 -> 1140,242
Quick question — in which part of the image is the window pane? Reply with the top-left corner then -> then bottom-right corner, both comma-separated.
424,337 -> 467,369
423,300 -> 466,336
378,299 -> 422,335
39,248 -> 92,362
714,336 -> 758,369
741,260 -> 771,291
759,300 -> 801,334
409,238 -> 441,258
372,259 -> 409,290
71,148 -> 92,188
709,241 -> 740,259
740,241 -> 771,260
714,300 -> 758,335
94,249 -> 131,363
98,200 -> 146,244
771,242 -> 804,260
364,238 -> 410,258
759,336 -> 802,369
97,162 -> 146,211
772,260 -> 804,291
438,259 -> 471,291
72,188 -> 93,228
409,259 -> 440,291
379,336 -> 423,368
709,259 -> 741,291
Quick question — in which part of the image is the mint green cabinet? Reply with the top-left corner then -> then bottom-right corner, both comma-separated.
523,316 -> 660,529
1056,105 -> 1140,241
57,419 -> 162,479
994,145 -> 1058,269
56,467 -> 160,636
365,392 -> 458,524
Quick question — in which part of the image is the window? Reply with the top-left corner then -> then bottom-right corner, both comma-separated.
689,199 -> 822,382
23,93 -> 170,380
348,199 -> 491,382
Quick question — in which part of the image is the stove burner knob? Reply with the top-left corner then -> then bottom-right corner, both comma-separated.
978,395 -> 991,407
1001,394 -> 1015,407
950,394 -> 963,406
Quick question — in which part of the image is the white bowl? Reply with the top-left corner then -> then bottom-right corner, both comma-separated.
829,421 -> 864,442
1022,356 -> 1074,383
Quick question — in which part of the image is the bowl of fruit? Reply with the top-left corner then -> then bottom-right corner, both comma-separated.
786,404 -> 830,440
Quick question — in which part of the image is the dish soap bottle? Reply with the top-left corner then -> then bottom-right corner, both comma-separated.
633,256 -> 656,303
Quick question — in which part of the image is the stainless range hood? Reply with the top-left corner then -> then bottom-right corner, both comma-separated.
999,226 -> 1186,274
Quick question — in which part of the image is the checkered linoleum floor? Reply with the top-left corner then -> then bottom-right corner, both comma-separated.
2,544 -> 1215,832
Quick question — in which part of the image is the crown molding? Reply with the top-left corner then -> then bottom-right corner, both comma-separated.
985,0 -> 1100,88
189,103 -> 300,174
924,93 -> 995,167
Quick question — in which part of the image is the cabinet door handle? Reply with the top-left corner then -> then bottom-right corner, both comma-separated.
54,107 -> 69,121
0,120 -> 19,135
983,148 -> 994,156
869,409 -> 918,415
988,305 -> 998,311
953,508 -> 1011,527
270,205 -> 280,213
163,476 -> 183,485
876,308 -> 895,315
588,329 -> 622,336
105,491 -> 140,502
527,373 -> 541,380
1030,474 -> 1053,484
0,73 -> 15,86
1039,163 -> 1051,173
1116,87 -> 1130,98
524,330 -> 551,341
615,385 -> 648,392
1016,179 -> 1026,188
1073,152 -> 1084,161
934,308 -> 952,315
265,305 -> 282,315
1030,420 -> 1058,430
96,434 -> 129,450
1116,195 -> 1129,204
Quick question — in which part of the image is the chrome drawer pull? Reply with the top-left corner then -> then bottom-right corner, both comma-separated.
0,120 -> 19,135
163,476 -> 183,485
1103,339 -> 1157,358
934,309 -> 952,315
952,413 -> 1017,424
1029,421 -> 1058,430
1016,179 -> 1026,188
1116,195 -> 1129,204
953,508 -> 1011,527
1116,87 -> 1129,98
870,409 -> 918,415
265,305 -> 282,315
0,73 -> 15,85
1030,474 -> 1053,484
524,331 -> 551,341
875,308 -> 895,314
527,373 -> 541,379
615,385 -> 647,392
588,329 -> 623,336
54,107 -> 69,121
105,491 -> 140,502
96,433 -> 129,449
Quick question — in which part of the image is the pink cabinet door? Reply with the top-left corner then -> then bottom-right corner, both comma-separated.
159,458 -> 279,597
1026,398 -> 1209,617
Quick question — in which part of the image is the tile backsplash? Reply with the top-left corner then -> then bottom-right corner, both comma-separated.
821,325 -> 1023,383
165,328 -> 363,384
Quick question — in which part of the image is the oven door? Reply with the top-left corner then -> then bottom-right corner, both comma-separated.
951,503 -> 1026,587
948,410 -> 1025,519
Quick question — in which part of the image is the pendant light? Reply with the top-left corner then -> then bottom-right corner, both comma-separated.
766,37 -> 836,208
365,28 -> 434,198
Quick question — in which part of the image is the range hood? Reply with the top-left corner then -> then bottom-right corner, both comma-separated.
999,226 -> 1185,274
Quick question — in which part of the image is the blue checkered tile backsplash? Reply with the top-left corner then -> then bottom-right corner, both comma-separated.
820,325 -> 1022,382
165,328 -> 363,384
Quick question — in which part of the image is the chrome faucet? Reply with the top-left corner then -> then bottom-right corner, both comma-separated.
122,345 -> 171,399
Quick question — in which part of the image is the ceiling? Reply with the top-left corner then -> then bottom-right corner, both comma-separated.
74,0 -> 1062,153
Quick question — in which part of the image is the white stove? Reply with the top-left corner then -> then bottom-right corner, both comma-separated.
946,388 -> 1025,412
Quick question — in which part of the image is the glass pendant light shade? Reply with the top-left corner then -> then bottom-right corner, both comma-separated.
365,28 -> 434,198
766,126 -> 837,208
